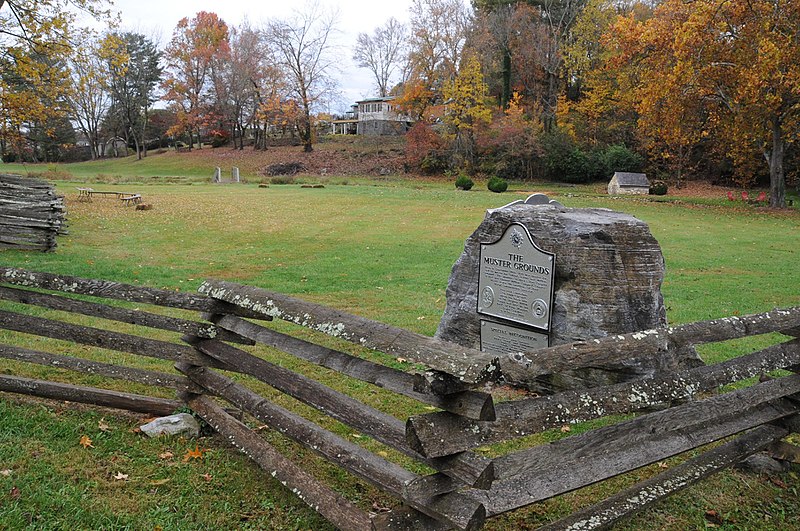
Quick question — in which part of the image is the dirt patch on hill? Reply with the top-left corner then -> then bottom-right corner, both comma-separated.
170,136 -> 407,179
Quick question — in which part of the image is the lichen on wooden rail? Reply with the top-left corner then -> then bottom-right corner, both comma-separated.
502,306 -> 800,384
199,279 -> 502,386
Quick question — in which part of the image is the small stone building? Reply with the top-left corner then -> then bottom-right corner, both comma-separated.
608,172 -> 650,195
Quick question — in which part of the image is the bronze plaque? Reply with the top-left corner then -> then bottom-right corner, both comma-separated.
478,222 -> 555,330
480,320 -> 549,355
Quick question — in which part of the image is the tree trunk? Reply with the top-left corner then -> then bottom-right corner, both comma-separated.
302,108 -> 313,152
767,118 -> 786,208
501,49 -> 512,110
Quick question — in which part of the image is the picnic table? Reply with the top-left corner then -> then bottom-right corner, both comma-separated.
76,187 -> 142,205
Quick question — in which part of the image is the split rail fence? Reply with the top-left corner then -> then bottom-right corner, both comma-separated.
0,266 -> 798,530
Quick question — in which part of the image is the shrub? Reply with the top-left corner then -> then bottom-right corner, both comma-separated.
455,174 -> 474,190
405,122 -> 449,175
487,176 -> 508,193
603,144 -> 644,174
649,180 -> 668,195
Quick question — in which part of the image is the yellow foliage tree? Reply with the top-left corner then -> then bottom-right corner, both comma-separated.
442,55 -> 492,170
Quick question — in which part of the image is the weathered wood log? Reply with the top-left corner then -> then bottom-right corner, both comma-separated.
185,338 -> 494,489
199,279 -> 500,386
503,307 -> 800,385
0,343 -> 191,390
188,337 -> 410,451
471,383 -> 800,515
0,267 -> 264,318
0,175 -> 66,251
538,424 -> 788,531
493,374 -> 800,481
0,374 -> 180,415
0,309 -> 195,361
184,393 -> 372,531
175,362 -> 485,531
0,285 -> 252,344
371,506 -> 452,531
209,314 -> 495,420
407,339 -> 800,457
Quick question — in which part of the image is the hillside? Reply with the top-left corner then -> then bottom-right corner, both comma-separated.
2,136 -> 409,183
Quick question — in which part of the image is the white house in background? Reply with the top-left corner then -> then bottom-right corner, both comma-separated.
608,172 -> 650,195
356,96 -> 413,136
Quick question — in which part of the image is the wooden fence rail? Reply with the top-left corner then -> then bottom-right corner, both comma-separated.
0,267 -> 798,530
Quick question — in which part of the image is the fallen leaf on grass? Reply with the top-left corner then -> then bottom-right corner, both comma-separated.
98,418 -> 110,432
201,473 -> 213,482
183,445 -> 205,462
658,461 -> 669,469
9,486 -> 20,499
0,469 -> 11,477
768,476 -> 788,489
158,451 -> 174,460
113,472 -> 129,481
371,501 -> 391,513
560,425 -> 571,433
704,509 -> 724,526
79,435 -> 94,449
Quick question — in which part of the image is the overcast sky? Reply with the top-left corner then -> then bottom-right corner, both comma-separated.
107,0 -> 419,112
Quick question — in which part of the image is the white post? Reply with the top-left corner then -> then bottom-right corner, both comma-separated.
232,167 -> 240,183
213,167 -> 221,183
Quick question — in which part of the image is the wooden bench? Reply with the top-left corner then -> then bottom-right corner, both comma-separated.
76,188 -> 142,205
120,194 -> 142,206
76,187 -> 93,202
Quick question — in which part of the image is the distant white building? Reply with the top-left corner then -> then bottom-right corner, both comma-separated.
356,97 -> 413,136
608,172 -> 650,195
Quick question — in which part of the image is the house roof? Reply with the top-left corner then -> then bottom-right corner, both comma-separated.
613,172 -> 649,187
356,96 -> 397,104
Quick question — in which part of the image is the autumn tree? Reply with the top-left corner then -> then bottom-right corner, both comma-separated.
407,0 -> 471,94
442,55 -> 492,169
477,92 -> 544,179
609,0 -> 800,207
63,30 -> 114,159
0,0 -> 114,159
211,20 -> 278,150
353,17 -> 408,97
0,0 -> 113,55
265,2 -> 340,152
162,11 -> 230,150
472,3 -> 515,108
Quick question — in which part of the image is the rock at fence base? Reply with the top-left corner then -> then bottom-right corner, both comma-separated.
735,453 -> 790,475
140,413 -> 200,438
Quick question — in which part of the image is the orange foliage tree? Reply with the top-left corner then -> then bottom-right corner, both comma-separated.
162,11 -> 230,150
608,0 -> 800,207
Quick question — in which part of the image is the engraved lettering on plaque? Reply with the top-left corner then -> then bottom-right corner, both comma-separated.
477,222 -> 555,331
480,320 -> 549,355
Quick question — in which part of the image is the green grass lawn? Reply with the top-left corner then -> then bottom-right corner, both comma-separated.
1,173 -> 799,530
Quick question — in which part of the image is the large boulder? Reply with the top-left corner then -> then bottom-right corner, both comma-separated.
436,202 -> 701,391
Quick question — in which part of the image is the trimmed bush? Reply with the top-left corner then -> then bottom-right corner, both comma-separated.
603,144 -> 644,174
487,176 -> 508,193
650,180 -> 668,195
455,174 -> 474,190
